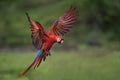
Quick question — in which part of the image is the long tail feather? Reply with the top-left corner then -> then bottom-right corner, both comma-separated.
19,50 -> 43,77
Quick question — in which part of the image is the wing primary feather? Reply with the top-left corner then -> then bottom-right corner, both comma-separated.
49,6 -> 78,36
25,12 -> 32,26
25,13 -> 48,49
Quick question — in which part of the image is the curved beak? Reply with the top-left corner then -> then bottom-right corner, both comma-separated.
60,40 -> 64,44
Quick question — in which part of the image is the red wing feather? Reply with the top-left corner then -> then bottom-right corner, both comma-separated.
26,13 -> 48,49
49,6 -> 77,36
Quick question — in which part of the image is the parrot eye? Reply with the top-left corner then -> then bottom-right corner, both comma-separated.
57,38 -> 64,44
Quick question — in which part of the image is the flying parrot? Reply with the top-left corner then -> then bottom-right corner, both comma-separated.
19,6 -> 77,77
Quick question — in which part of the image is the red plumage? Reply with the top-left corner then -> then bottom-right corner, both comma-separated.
19,6 -> 78,77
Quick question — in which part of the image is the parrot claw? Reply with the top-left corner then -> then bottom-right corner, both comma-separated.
43,51 -> 51,61
47,51 -> 51,56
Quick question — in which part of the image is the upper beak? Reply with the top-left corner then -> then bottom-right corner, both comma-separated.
60,40 -> 64,44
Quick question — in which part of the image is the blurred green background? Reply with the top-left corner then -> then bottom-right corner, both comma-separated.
0,0 -> 120,80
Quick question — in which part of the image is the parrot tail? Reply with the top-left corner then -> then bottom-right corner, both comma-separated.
19,50 -> 44,77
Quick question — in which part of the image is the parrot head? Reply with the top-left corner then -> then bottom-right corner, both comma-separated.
56,36 -> 64,44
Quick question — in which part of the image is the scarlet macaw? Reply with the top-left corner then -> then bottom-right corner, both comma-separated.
19,6 -> 77,76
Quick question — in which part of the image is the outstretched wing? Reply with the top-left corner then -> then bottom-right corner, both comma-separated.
49,6 -> 77,36
26,12 -> 48,49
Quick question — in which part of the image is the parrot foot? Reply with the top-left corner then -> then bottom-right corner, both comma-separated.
47,52 -> 51,56
46,51 -> 51,56
43,51 -> 51,61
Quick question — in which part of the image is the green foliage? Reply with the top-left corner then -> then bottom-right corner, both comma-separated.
0,0 -> 120,47
0,50 -> 120,80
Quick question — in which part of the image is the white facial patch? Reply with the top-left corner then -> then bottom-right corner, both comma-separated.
57,38 -> 61,42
